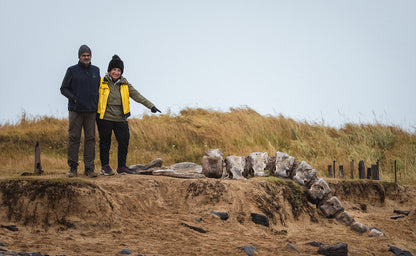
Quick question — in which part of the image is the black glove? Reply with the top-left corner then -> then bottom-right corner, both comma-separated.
151,106 -> 161,113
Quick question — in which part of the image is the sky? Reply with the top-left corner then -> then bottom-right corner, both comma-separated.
0,0 -> 415,131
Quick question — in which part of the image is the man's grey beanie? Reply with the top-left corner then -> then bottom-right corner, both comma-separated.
78,45 -> 91,57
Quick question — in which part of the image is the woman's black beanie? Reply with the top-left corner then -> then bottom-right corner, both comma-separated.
107,55 -> 124,74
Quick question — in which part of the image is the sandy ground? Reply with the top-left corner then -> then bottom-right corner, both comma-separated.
0,174 -> 415,256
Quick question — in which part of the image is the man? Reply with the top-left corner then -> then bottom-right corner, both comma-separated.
60,45 -> 100,177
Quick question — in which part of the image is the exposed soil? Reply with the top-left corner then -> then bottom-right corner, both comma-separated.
0,175 -> 415,256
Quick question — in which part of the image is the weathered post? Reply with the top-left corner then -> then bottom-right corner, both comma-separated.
339,165 -> 344,179
333,160 -> 336,178
394,160 -> 397,183
358,160 -> 365,179
328,165 -> 333,178
367,168 -> 372,179
34,141 -> 43,175
371,164 -> 379,180
350,160 -> 354,179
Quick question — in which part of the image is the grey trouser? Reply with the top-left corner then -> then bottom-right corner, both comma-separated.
68,111 -> 96,169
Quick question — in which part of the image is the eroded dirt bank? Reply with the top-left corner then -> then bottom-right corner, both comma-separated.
0,175 -> 415,255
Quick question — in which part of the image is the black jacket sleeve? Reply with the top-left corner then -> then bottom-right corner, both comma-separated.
60,68 -> 76,101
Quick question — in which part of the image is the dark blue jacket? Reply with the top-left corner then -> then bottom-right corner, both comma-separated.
60,61 -> 100,112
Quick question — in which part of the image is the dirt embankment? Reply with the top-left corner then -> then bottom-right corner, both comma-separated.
0,176 -> 415,256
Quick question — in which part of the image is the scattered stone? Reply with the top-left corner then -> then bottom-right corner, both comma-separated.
390,215 -> 405,220
393,209 -> 410,216
388,245 -> 413,256
350,221 -> 368,234
286,243 -> 300,253
120,248 -> 132,254
247,152 -> 269,177
274,152 -> 295,178
236,245 -> 258,256
368,227 -> 385,237
225,156 -> 246,179
210,211 -> 229,220
181,223 -> 207,233
319,197 -> 344,218
0,242 -> 4,246
307,178 -> 331,204
292,161 -> 317,186
250,213 -> 269,227
201,150 -> 224,178
1,224 -> 18,232
317,242 -> 348,256
306,241 -> 324,248
336,211 -> 355,226
194,217 -> 202,223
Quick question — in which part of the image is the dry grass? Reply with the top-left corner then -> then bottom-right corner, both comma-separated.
0,107 -> 415,184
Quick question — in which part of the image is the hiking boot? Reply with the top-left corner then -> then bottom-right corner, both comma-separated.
84,168 -> 98,178
117,166 -> 135,174
67,166 -> 78,178
100,165 -> 115,176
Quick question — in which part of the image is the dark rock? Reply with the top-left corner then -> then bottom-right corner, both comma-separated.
306,241 -> 324,247
1,224 -> 18,231
317,242 -> 348,256
236,245 -> 257,256
388,245 -> 413,256
194,217 -> 202,223
120,249 -> 132,254
393,210 -> 410,216
250,213 -> 269,227
0,242 -> 4,246
210,211 -> 229,220
391,215 -> 405,220
181,223 -> 207,233
286,243 -> 300,253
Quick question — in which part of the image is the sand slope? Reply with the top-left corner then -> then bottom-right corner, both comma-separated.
0,175 -> 415,256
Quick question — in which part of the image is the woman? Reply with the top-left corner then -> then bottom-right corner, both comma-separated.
97,55 -> 161,175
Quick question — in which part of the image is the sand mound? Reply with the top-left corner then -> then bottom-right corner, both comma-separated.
0,175 -> 415,255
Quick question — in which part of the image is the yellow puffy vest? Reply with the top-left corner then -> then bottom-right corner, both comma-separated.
97,77 -> 130,119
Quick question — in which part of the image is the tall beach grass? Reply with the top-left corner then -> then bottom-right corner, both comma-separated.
0,107 -> 414,184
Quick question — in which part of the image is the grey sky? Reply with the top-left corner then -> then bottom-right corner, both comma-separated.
1,0 -> 415,131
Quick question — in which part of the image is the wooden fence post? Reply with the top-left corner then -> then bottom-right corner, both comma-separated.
394,160 -> 397,183
359,160 -> 365,179
367,168 -> 372,179
339,165 -> 344,179
350,160 -> 354,179
333,160 -> 336,178
371,164 -> 379,180
328,165 -> 333,178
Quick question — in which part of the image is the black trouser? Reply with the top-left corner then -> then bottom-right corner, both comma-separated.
97,118 -> 130,168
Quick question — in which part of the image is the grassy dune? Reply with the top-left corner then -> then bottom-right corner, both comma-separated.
0,107 -> 415,184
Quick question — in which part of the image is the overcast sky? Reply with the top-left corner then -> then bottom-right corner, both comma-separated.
0,0 -> 415,131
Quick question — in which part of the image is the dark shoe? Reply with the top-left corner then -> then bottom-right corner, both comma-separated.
85,168 -> 98,178
117,166 -> 135,174
100,165 -> 115,176
67,166 -> 77,178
